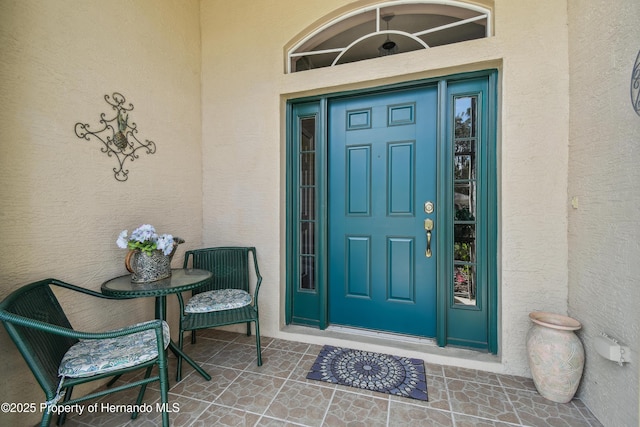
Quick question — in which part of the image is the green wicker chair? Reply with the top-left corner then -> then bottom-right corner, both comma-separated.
177,247 -> 262,380
0,278 -> 171,427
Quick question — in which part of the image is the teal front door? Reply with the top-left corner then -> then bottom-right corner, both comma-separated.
328,87 -> 438,337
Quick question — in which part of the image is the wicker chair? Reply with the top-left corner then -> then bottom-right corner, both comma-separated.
177,247 -> 262,380
0,278 -> 171,426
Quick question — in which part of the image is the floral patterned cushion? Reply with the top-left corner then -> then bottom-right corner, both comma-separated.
185,288 -> 252,313
58,320 -> 170,378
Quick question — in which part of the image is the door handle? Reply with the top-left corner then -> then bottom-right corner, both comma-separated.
424,219 -> 434,258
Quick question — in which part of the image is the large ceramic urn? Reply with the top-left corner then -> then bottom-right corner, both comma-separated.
526,311 -> 585,403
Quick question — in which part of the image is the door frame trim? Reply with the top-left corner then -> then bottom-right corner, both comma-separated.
286,70 -> 498,353
436,79 -> 449,347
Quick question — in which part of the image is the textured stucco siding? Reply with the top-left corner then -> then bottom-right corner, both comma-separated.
567,1 -> 640,424
0,1 -> 203,425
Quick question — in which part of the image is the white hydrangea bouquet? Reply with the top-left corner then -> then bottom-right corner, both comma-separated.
117,224 -> 183,282
117,224 -> 176,256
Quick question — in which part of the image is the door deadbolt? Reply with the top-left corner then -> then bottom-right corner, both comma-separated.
424,201 -> 434,214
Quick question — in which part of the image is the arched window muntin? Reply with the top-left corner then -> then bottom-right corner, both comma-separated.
287,0 -> 492,73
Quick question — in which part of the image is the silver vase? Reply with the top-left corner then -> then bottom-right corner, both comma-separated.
124,238 -> 184,283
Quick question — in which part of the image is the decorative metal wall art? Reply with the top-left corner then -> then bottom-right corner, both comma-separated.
632,50 -> 640,117
75,92 -> 156,181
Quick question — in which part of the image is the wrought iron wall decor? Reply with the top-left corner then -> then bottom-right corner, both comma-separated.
632,50 -> 640,117
75,92 -> 156,181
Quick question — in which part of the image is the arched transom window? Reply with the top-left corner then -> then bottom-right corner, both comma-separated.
287,1 -> 492,73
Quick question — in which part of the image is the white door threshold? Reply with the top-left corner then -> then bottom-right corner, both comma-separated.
279,324 -> 506,375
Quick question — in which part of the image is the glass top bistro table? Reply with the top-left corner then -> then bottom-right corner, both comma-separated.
101,268 -> 213,381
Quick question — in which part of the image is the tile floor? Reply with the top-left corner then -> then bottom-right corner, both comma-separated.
60,330 -> 603,427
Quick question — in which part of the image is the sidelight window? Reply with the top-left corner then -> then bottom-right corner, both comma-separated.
453,95 -> 478,307
299,118 -> 317,291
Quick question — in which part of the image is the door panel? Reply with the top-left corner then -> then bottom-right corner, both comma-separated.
328,87 -> 438,337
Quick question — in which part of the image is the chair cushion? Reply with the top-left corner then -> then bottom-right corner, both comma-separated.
59,320 -> 170,378
185,288 -> 252,313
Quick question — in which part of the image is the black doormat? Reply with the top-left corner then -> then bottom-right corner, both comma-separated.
306,345 -> 428,401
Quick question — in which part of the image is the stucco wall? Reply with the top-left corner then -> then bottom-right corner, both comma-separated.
200,0 -> 569,378
0,1 -> 202,425
6,0 -> 636,424
567,1 -> 640,425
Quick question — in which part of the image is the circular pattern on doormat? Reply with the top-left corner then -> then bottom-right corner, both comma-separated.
306,345 -> 428,401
